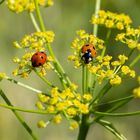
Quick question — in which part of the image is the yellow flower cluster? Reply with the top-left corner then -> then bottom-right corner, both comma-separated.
36,87 -> 92,128
12,31 -> 54,78
91,10 -> 132,30
6,0 -> 54,13
88,54 -> 135,85
116,27 -> 140,50
121,66 -> 135,78
14,31 -> 55,50
68,30 -> 105,68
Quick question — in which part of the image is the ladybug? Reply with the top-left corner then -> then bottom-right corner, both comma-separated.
81,44 -> 96,64
31,52 -> 47,67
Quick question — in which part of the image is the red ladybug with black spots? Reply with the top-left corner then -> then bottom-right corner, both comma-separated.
31,52 -> 47,67
81,44 -> 96,64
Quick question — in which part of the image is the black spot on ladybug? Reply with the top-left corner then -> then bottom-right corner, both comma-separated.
41,56 -> 44,59
86,44 -> 89,46
87,49 -> 91,52
93,46 -> 95,49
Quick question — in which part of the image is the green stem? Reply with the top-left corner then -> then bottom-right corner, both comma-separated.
33,68 -> 56,88
89,0 -> 101,92
98,119 -> 127,140
33,0 -> 71,87
77,115 -> 90,140
29,12 -> 40,32
94,110 -> 140,117
85,66 -> 89,92
0,0 -> 4,5
46,44 -> 71,87
106,95 -> 133,112
101,29 -> 111,57
0,103 -> 49,115
93,0 -> 101,35
127,48 -> 135,58
0,89 -> 39,140
6,77 -> 43,94
33,0 -> 46,31
94,95 -> 133,122
95,95 -> 133,108
129,54 -> 140,68
90,81 -> 112,105
82,66 -> 85,94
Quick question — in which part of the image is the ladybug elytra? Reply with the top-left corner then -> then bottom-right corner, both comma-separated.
31,52 -> 47,67
81,44 -> 96,64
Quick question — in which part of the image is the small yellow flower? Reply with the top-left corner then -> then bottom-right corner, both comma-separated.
129,70 -> 135,78
12,69 -> 18,76
66,107 -> 77,116
38,93 -> 50,103
111,61 -> 120,66
70,83 -> 78,90
133,87 -> 140,98
0,73 -> 7,81
53,114 -> 62,124
121,66 -> 130,75
127,39 -> 137,48
83,94 -> 92,101
110,75 -> 122,85
79,104 -> 89,114
46,0 -> 54,7
118,55 -> 128,64
37,120 -> 48,128
103,55 -> 112,62
56,102 -> 65,111
46,105 -> 55,113
21,72 -> 29,78
36,101 -> 45,110
69,121 -> 79,130
50,97 -> 58,105
105,70 -> 114,78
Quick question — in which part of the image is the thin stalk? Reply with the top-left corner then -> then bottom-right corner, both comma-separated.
98,119 -> 127,140
6,77 -> 43,94
82,66 -> 85,94
29,12 -> 40,32
0,103 -> 49,115
106,95 -> 133,113
89,0 -> 101,92
129,54 -> 140,68
101,29 -> 111,57
93,0 -> 101,35
85,66 -> 89,92
93,94 -> 133,122
90,81 -> 112,105
33,0 -> 71,87
94,95 -> 133,108
33,0 -> 46,31
0,0 -> 4,5
94,110 -> 140,117
0,89 -> 39,140
33,68 -> 56,88
50,64 -> 67,88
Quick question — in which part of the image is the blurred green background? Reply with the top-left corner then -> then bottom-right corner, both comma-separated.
0,0 -> 140,140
